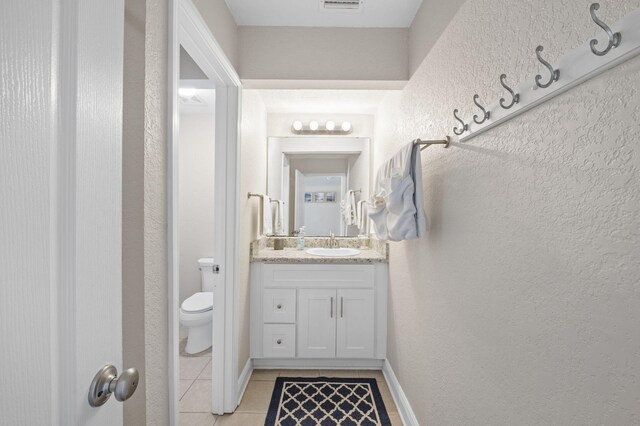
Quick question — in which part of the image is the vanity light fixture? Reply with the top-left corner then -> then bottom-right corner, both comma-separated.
290,119 -> 353,135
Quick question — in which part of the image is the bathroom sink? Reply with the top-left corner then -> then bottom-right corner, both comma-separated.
305,248 -> 361,257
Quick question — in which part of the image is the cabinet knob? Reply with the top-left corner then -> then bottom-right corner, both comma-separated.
276,339 -> 282,345
276,304 -> 282,309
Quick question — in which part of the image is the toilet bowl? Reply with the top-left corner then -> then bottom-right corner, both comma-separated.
180,258 -> 215,354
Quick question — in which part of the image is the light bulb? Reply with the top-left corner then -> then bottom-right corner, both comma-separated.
341,121 -> 352,132
179,88 -> 196,97
325,121 -> 336,131
292,121 -> 303,131
309,121 -> 319,131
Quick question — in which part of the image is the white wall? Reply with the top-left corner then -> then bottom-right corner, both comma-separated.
192,0 -> 239,69
301,176 -> 343,236
179,112 -> 216,305
374,0 -> 640,424
239,27 -> 409,81
238,91 -> 268,378
408,0 -> 466,76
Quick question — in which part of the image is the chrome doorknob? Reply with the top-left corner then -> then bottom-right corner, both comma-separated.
88,364 -> 139,407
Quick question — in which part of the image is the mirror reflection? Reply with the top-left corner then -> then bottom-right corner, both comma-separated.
267,137 -> 370,237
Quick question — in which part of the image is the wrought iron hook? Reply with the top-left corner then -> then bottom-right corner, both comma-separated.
499,74 -> 520,109
453,109 -> 468,136
472,95 -> 490,125
534,46 -> 560,89
589,3 -> 621,56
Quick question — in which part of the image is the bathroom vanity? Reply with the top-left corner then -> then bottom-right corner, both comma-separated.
250,238 -> 388,368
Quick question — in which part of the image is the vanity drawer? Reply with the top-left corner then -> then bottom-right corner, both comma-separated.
263,324 -> 296,358
263,289 -> 296,323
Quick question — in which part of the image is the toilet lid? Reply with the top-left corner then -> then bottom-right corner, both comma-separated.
181,292 -> 213,313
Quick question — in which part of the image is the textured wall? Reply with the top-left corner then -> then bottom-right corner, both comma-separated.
238,91 -> 268,377
238,27 -> 409,81
143,0 -> 169,423
373,0 -> 640,424
123,0 -> 147,423
178,113 -> 216,305
408,0 -> 466,76
191,0 -> 239,69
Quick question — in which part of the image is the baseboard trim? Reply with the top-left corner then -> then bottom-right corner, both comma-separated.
253,358 -> 384,369
382,360 -> 419,426
237,358 -> 253,405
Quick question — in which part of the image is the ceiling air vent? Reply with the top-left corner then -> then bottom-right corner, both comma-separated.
321,0 -> 363,11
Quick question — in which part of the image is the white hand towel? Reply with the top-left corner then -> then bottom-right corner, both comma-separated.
273,200 -> 285,235
262,195 -> 273,235
368,142 -> 427,241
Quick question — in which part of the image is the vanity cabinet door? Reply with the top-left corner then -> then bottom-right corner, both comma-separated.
297,289 -> 336,358
336,289 -> 375,358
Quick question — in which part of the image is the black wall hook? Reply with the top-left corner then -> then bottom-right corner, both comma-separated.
472,95 -> 490,125
453,109 -> 468,136
499,74 -> 520,109
534,46 -> 560,89
589,3 -> 621,56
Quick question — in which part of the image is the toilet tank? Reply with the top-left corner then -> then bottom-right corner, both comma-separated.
198,258 -> 215,292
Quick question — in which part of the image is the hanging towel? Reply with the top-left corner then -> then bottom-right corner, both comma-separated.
357,200 -> 369,235
368,142 -> 427,241
273,200 -> 285,235
342,190 -> 357,226
262,195 -> 273,235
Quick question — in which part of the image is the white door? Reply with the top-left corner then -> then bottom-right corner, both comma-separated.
336,290 -> 375,358
298,289 -> 337,358
1,0 -> 126,424
294,169 -> 305,231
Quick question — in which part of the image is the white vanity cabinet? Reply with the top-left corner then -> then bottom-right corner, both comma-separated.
250,263 -> 388,368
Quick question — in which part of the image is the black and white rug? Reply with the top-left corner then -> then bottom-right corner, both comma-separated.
265,377 -> 392,426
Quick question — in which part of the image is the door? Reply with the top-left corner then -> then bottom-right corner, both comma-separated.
1,0 -> 126,424
298,289 -> 337,358
294,169 -> 305,231
336,290 -> 375,358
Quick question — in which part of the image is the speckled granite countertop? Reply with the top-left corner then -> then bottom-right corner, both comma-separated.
250,237 -> 388,264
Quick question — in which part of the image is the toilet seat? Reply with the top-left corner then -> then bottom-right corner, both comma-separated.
181,292 -> 213,313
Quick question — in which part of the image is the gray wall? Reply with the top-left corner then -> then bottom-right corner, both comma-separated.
192,0 -> 239,70
374,0 -> 640,424
238,27 -> 409,81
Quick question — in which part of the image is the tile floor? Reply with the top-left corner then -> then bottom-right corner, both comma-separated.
179,342 -> 403,426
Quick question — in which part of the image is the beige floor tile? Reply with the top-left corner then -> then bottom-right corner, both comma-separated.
179,337 -> 212,357
388,412 -> 403,426
180,356 -> 210,380
180,379 -> 195,400
180,380 -> 212,413
197,359 -> 212,380
235,380 -> 274,413
215,413 -> 267,426
375,380 -> 398,413
358,369 -> 385,381
278,369 -> 319,378
316,370 -> 361,378
179,412 -> 217,426
250,369 -> 280,381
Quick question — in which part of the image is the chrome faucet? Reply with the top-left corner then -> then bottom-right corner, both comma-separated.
324,231 -> 339,249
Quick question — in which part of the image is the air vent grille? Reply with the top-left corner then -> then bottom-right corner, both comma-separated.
322,0 -> 362,10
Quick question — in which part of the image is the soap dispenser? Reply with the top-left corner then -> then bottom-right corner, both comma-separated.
297,226 -> 306,251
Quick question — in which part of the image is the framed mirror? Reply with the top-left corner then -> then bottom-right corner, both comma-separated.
267,137 -> 370,237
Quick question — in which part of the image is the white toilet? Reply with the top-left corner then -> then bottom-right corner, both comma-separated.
180,258 -> 215,354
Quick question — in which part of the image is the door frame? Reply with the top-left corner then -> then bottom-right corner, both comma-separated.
168,0 -> 242,420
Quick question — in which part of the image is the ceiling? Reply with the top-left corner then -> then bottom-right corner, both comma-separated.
225,0 -> 423,28
257,89 -> 397,114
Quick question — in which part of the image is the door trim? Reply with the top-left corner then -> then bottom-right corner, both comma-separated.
168,0 -> 242,420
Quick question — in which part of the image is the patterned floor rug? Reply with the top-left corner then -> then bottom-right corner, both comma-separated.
265,377 -> 392,426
